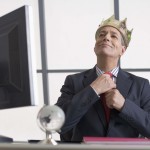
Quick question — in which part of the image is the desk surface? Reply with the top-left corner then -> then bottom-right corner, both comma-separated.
0,142 -> 150,150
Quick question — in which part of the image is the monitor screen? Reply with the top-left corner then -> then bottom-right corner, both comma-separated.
0,5 -> 38,109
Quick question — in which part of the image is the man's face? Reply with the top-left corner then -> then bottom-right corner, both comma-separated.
94,26 -> 126,59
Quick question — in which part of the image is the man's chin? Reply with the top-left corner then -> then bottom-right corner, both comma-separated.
95,50 -> 113,56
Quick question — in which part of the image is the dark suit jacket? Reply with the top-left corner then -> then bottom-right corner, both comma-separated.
56,67 -> 150,142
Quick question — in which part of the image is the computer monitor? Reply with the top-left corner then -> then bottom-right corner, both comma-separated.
0,5 -> 38,142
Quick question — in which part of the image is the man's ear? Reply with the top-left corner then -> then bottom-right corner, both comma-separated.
120,46 -> 126,56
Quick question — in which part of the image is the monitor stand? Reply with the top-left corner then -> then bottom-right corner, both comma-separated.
0,135 -> 13,143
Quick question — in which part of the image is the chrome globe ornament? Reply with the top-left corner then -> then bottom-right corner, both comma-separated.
37,105 -> 65,145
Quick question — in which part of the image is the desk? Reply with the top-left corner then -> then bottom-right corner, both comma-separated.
0,143 -> 150,150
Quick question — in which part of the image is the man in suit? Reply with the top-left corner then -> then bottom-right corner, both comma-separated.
56,15 -> 150,142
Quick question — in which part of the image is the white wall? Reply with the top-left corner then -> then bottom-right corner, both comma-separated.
120,0 -> 150,70
45,0 -> 114,70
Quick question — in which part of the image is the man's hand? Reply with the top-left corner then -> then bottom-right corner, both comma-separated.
90,74 -> 116,95
105,89 -> 125,111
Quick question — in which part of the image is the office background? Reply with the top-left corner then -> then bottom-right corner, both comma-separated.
0,0 -> 150,141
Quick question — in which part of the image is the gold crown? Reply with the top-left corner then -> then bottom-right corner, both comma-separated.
95,15 -> 133,47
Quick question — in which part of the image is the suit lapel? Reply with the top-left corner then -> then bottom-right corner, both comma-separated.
116,69 -> 133,99
83,66 -> 107,130
107,69 -> 133,133
83,67 -> 97,87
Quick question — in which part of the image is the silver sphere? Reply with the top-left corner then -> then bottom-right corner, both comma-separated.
37,105 -> 65,134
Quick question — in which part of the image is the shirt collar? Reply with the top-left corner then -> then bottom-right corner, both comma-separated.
96,65 -> 119,77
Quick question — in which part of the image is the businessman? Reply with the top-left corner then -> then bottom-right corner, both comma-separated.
56,15 -> 150,142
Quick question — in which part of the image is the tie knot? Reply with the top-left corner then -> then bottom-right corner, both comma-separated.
104,72 -> 113,77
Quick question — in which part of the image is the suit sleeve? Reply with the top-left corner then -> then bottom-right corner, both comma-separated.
56,75 -> 99,134
119,79 -> 150,138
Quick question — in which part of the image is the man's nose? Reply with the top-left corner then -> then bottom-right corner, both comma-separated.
103,33 -> 111,41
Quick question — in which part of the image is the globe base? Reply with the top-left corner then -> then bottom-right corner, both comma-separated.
39,137 -> 57,145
